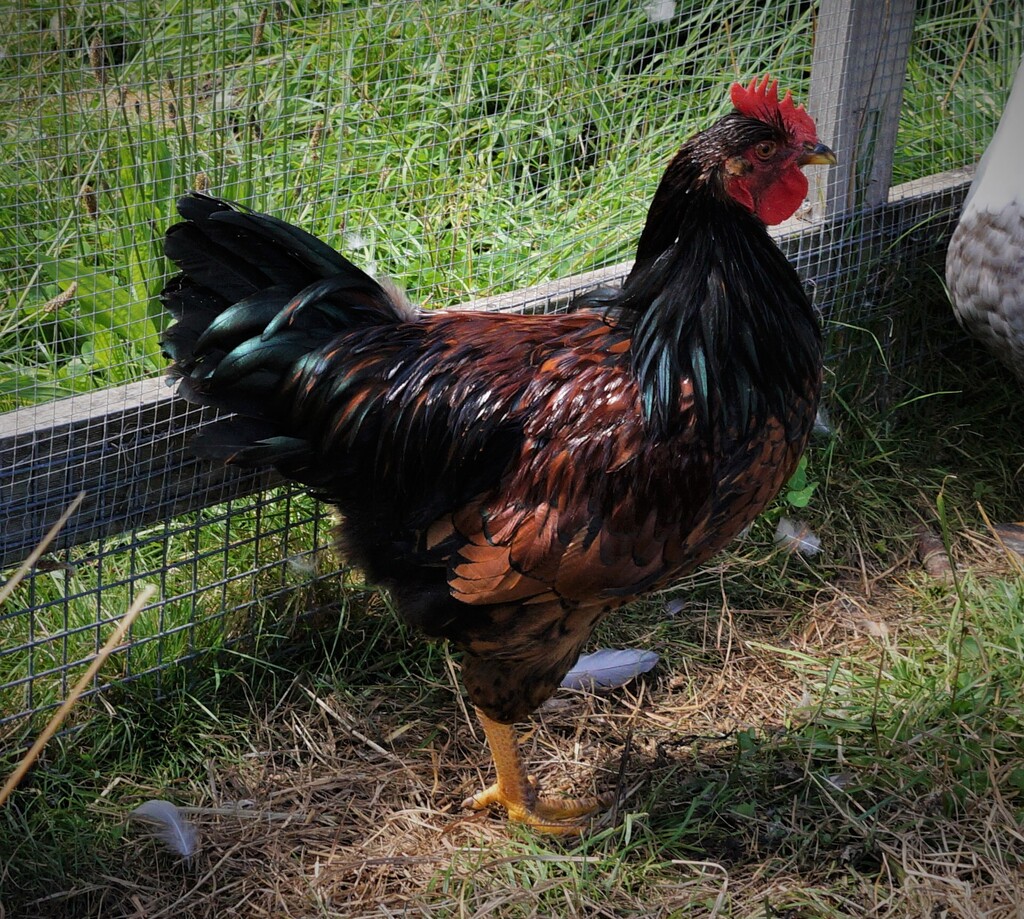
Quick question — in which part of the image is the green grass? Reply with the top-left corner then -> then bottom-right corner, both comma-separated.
0,488 -> 341,743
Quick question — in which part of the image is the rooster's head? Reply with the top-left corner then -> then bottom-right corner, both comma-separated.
714,74 -> 836,225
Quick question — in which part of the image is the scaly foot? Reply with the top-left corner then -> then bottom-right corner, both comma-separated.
464,778 -> 611,833
465,710 -> 612,834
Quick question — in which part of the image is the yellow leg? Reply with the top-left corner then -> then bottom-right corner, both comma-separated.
462,709 -> 611,833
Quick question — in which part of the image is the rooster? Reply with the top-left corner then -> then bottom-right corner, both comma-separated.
947,56 -> 1024,383
161,75 -> 835,832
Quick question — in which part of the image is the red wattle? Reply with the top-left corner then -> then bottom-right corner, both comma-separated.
727,166 -> 809,225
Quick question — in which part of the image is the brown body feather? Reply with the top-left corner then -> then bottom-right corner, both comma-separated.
396,314 -> 816,722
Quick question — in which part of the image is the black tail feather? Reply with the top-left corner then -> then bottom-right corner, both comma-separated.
160,192 -> 414,466
173,193 -> 358,282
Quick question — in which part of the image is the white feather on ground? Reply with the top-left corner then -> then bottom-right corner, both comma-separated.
130,799 -> 198,860
560,648 -> 659,690
946,57 -> 1024,383
775,517 -> 822,557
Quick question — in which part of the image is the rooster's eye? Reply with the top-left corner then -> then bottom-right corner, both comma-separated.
754,142 -> 777,161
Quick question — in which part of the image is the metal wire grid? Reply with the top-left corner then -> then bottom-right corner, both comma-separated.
898,0 -> 1022,186
4,2 -> 1016,404
0,1 -> 1019,741
1,485 -> 338,741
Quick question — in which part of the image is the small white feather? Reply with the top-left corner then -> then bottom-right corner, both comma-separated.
285,552 -> 317,576
825,772 -> 854,790
131,799 -> 198,859
813,405 -> 834,437
643,0 -> 676,23
664,597 -> 687,617
561,648 -> 659,690
774,517 -> 822,557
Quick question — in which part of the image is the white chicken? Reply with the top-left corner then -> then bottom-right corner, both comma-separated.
946,58 -> 1024,383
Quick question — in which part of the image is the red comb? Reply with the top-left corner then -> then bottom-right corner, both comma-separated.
730,74 -> 817,143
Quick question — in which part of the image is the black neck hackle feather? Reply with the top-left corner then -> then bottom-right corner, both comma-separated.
594,112 -> 821,442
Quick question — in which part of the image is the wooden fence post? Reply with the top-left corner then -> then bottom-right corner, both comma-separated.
808,0 -> 917,218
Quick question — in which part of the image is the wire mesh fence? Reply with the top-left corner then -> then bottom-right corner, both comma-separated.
1,0 -> 1020,744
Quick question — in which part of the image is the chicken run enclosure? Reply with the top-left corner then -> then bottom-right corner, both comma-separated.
0,0 -> 1020,752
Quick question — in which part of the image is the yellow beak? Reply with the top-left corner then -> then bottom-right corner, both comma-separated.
799,142 -> 837,166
